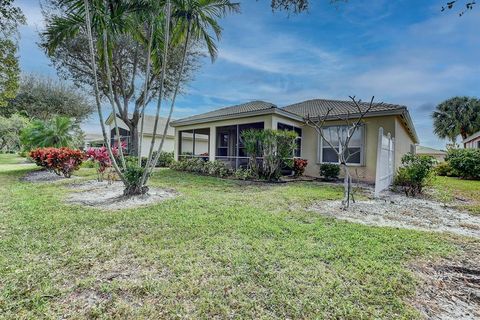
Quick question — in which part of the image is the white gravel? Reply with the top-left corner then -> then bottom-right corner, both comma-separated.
310,190 -> 480,239
21,170 -> 67,182
66,180 -> 177,210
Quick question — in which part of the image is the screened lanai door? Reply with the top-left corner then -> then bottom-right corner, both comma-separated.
215,122 -> 264,169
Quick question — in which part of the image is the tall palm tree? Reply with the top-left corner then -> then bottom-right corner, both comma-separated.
43,0 -> 239,195
432,96 -> 480,143
143,0 -> 240,182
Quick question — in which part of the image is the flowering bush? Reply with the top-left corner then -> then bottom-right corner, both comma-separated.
85,146 -> 119,181
293,158 -> 308,177
29,147 -> 84,178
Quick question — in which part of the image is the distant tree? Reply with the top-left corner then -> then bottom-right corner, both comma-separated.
270,0 -> 310,12
432,96 -> 480,143
441,1 -> 476,16
0,113 -> 29,151
268,0 -> 475,14
20,116 -> 84,150
0,0 -> 26,36
0,0 -> 25,107
4,75 -> 93,121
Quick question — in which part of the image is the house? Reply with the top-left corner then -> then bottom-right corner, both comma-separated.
170,99 -> 419,183
84,133 -> 105,149
105,113 -> 208,156
416,145 -> 447,162
463,131 -> 480,149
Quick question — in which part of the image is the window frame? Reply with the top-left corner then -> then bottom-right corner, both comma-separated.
317,124 -> 366,166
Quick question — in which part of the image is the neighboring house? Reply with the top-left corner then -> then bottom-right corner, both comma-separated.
416,145 -> 447,162
170,99 -> 419,183
84,133 -> 105,149
105,113 -> 208,156
463,131 -> 480,149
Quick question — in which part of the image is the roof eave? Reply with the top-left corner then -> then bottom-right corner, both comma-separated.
170,107 -> 303,127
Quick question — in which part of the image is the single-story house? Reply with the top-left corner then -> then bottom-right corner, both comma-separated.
105,113 -> 208,156
84,133 -> 105,149
170,99 -> 419,183
416,145 -> 447,162
463,131 -> 480,149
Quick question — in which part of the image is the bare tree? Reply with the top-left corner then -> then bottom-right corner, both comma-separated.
304,96 -> 379,209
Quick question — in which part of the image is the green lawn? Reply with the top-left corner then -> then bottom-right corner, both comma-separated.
431,176 -> 480,214
0,154 -> 462,319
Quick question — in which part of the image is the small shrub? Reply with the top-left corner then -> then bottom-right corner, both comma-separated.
293,158 -> 308,177
81,159 -> 96,168
156,151 -> 174,167
445,148 -> 480,179
394,153 -> 435,197
320,163 -> 340,181
86,146 -> 122,182
234,168 -> 255,180
434,161 -> 458,177
123,163 -> 147,195
170,158 -> 231,178
29,147 -> 84,178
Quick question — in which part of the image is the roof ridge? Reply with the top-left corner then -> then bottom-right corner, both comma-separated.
281,98 -> 406,109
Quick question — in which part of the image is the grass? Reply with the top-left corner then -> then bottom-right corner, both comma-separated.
431,176 -> 480,214
0,153 -> 462,319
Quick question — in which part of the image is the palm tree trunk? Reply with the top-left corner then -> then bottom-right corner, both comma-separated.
144,21 -> 192,183
83,0 -> 125,184
142,1 -> 172,177
102,10 -> 126,169
138,19 -> 155,166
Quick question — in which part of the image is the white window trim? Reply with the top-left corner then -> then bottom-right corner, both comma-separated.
316,124 -> 366,166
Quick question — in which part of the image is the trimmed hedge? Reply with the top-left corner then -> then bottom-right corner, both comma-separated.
170,158 -> 231,178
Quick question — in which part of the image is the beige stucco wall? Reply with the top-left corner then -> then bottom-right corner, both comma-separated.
107,117 -> 177,157
394,117 -> 416,169
173,114 -> 415,183
138,136 -> 175,157
298,116 -> 396,183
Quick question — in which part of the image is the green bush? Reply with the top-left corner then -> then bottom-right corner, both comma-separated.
320,163 -> 340,181
81,159 -> 96,168
234,168 -> 255,180
434,161 -> 458,177
394,153 -> 435,197
122,162 -> 148,195
170,158 -> 231,178
445,148 -> 480,179
205,161 -> 231,177
241,129 -> 297,181
156,151 -> 174,167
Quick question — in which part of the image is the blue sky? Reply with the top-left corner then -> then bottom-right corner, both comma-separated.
16,0 -> 480,149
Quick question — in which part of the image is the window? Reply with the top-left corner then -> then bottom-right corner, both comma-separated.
318,125 -> 365,165
277,122 -> 302,157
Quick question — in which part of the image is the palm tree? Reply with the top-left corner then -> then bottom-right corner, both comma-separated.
43,0 -> 239,195
142,0 -> 240,183
21,116 -> 80,150
432,96 -> 480,143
